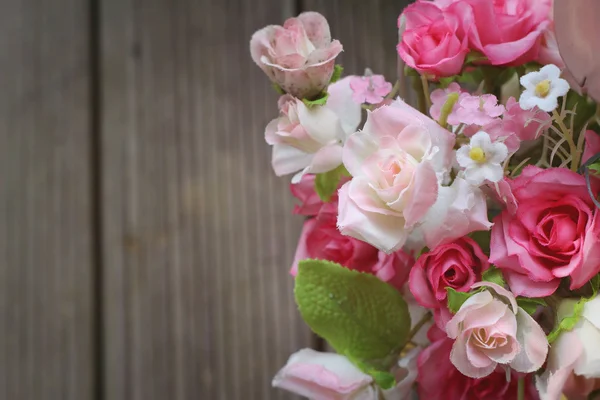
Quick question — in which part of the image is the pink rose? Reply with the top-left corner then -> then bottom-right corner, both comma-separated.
409,237 -> 489,313
418,330 -> 540,400
447,282 -> 548,378
397,2 -> 469,77
272,349 -> 376,399
290,174 -> 349,217
490,166 -> 600,297
291,216 -> 413,290
448,0 -> 552,66
503,97 -> 551,142
337,99 -> 455,253
250,12 -> 343,99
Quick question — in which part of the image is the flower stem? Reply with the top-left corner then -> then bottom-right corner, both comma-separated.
405,312 -> 432,345
552,109 -> 581,171
413,76 -> 427,114
421,74 -> 432,111
438,92 -> 460,128
517,376 -> 525,400
385,80 -> 401,101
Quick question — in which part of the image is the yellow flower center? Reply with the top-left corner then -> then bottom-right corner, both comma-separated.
535,79 -> 551,98
469,147 -> 486,163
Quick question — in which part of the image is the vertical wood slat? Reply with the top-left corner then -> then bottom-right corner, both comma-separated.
0,1 -> 96,399
100,0 -> 312,399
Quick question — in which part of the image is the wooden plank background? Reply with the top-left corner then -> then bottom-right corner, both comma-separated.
0,0 -> 409,399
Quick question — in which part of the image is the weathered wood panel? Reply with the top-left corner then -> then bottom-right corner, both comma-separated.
0,1 -> 95,399
100,0 -> 312,399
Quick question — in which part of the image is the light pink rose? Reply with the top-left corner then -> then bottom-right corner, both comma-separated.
266,78 -> 361,183
397,1 -> 469,77
447,282 -> 548,379
447,0 -> 552,66
502,97 -> 552,143
489,166 -> 600,297
409,237 -> 489,317
273,349 -> 376,399
337,99 -> 455,253
250,12 -> 343,99
536,297 -> 600,400
291,214 -> 414,290
418,331 -> 540,400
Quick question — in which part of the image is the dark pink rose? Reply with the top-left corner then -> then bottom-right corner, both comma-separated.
409,237 -> 489,308
397,1 -> 469,77
490,166 -> 600,297
291,216 -> 414,290
417,332 -> 539,400
447,0 -> 552,66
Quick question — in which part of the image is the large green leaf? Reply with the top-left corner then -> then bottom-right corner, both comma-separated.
295,259 -> 411,389
314,164 -> 350,202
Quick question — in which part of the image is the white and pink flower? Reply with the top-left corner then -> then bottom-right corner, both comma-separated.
250,12 -> 343,99
337,98 -> 455,253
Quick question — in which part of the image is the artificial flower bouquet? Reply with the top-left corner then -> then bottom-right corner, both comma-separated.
249,0 -> 600,399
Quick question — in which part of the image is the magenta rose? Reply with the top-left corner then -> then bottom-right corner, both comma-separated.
418,330 -> 540,400
291,215 -> 413,290
490,166 -> 600,297
397,1 -> 469,77
409,237 -> 489,309
250,12 -> 343,99
447,0 -> 552,66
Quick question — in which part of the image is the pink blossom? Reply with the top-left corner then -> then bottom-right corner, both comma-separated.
503,97 -> 552,142
409,237 -> 489,323
447,283 -> 548,378
490,166 -> 600,297
337,99 -> 455,253
454,94 -> 505,126
418,328 -> 540,400
447,0 -> 552,66
397,1 -> 469,77
250,12 -> 343,99
349,74 -> 392,105
272,349 -> 375,399
291,207 -> 414,290
429,82 -> 462,124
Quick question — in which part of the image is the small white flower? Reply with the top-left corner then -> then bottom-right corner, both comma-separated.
519,64 -> 570,112
456,131 -> 508,185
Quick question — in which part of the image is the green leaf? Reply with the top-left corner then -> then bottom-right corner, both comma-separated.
330,65 -> 344,84
438,76 -> 458,88
516,297 -> 547,315
272,82 -> 285,95
404,65 -> 420,77
465,51 -> 488,65
469,231 -> 491,254
302,92 -> 329,108
295,259 -> 411,389
314,165 -> 350,202
482,267 -> 506,287
589,161 -> 600,176
446,287 -> 473,314
564,90 -> 597,136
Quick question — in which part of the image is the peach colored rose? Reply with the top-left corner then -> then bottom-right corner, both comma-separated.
447,282 -> 548,379
397,1 -> 469,77
337,99 -> 455,253
250,12 -> 343,99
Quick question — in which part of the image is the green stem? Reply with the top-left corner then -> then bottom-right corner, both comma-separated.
438,92 -> 460,128
552,109 -> 580,171
413,76 -> 427,114
405,312 -> 432,345
385,80 -> 401,101
517,377 -> 525,400
421,74 -> 432,110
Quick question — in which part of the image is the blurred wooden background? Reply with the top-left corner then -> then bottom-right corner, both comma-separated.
0,0 -> 408,399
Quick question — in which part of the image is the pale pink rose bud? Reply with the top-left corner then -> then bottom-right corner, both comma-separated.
250,12 -> 343,99
446,282 -> 548,379
272,349 -> 376,399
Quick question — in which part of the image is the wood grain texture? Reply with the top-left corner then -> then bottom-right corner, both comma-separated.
0,0 -> 95,399
100,0 -> 312,399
